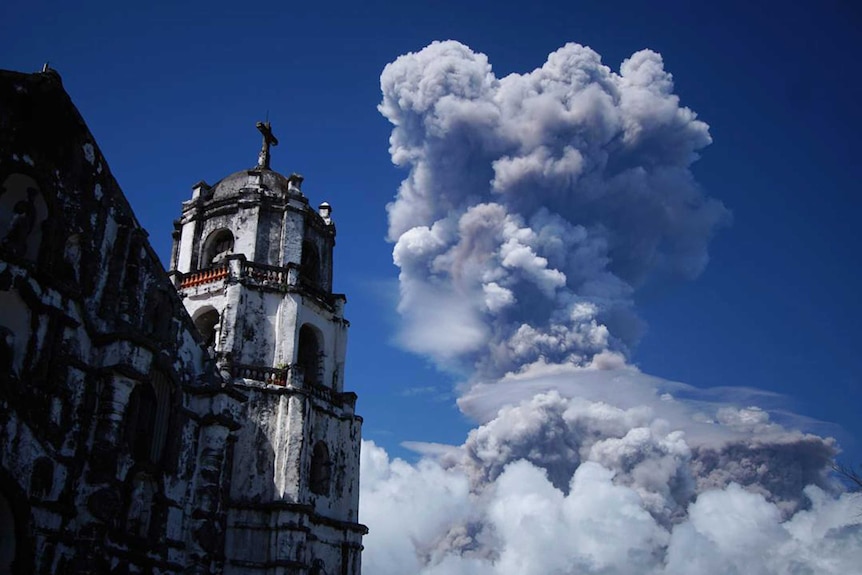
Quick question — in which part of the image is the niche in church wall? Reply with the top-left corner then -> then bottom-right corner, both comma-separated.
124,471 -> 158,540
0,288 -> 32,379
0,174 -> 48,265
62,234 -> 81,285
124,370 -> 174,467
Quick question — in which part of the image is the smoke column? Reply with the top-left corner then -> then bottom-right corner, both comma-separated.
361,41 -> 861,574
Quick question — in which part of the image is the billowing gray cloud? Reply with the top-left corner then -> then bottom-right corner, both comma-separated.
361,434 -> 861,575
381,40 -> 729,376
361,387 -> 856,574
362,40 -> 859,575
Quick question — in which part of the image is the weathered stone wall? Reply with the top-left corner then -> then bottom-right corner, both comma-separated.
0,68 -> 244,574
1,67 -> 365,575
224,386 -> 363,574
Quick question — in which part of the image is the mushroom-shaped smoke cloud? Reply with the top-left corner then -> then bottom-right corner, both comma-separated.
361,41 -> 860,575
383,40 -> 729,376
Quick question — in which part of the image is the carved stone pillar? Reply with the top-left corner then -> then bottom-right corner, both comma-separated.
188,424 -> 230,571
89,374 -> 134,482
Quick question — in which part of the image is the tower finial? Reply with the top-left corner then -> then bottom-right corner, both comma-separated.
255,120 -> 279,170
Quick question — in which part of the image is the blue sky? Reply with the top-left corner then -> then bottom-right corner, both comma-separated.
3,0 -> 860,467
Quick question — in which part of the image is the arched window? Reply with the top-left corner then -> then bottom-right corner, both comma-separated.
310,442 -> 331,496
201,229 -> 234,267
193,308 -> 220,350
297,324 -> 322,386
126,383 -> 156,462
125,371 -> 172,464
301,241 -> 320,287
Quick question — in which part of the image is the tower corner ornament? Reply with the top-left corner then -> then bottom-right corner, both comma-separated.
256,120 -> 279,169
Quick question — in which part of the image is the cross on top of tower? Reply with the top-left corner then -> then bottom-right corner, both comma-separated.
255,120 -> 279,169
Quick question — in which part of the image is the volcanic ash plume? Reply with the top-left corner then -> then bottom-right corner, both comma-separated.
362,41 -> 861,574
383,40 -> 728,377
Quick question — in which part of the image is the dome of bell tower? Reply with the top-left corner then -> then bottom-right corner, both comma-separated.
169,120 -> 330,278
206,168 -> 300,201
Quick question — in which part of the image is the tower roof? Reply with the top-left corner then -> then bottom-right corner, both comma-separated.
208,168 -> 301,201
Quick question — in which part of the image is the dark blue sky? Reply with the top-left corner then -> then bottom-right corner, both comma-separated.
3,0 -> 860,462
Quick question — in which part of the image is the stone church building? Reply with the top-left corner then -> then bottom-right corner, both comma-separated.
0,67 -> 365,574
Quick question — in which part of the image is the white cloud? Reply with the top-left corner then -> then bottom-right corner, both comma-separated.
362,433 -> 862,575
360,441 -> 474,575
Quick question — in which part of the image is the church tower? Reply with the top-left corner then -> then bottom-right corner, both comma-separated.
169,123 -> 365,574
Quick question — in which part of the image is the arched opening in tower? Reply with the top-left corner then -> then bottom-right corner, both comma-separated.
309,441 -> 332,496
193,308 -> 220,351
301,241 -> 320,288
297,324 -> 322,386
201,229 -> 234,267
